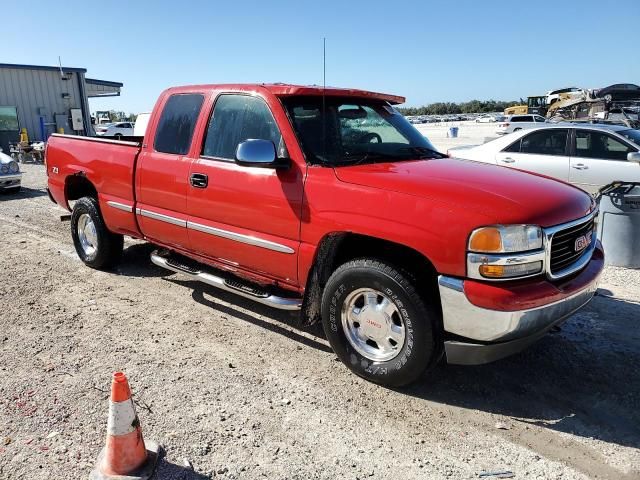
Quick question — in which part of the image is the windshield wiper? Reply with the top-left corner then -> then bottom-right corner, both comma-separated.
403,146 -> 447,159
340,151 -> 403,166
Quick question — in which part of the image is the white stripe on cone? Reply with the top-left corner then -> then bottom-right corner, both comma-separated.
106,398 -> 139,436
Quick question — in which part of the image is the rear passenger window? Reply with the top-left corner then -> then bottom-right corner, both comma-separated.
519,129 -> 568,155
154,94 -> 204,155
202,94 -> 284,160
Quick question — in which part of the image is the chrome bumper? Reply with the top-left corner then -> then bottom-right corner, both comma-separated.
438,275 -> 598,365
0,174 -> 21,189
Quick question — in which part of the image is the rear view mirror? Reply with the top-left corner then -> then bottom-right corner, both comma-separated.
235,139 -> 288,169
628,152 -> 640,164
338,107 -> 367,120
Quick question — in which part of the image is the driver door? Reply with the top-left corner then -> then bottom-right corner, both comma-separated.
186,92 -> 305,286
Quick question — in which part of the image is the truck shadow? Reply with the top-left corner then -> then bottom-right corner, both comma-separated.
405,293 -> 640,451
115,243 -> 169,278
165,277 -> 331,354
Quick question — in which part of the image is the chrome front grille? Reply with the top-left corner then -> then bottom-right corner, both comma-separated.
544,210 -> 598,280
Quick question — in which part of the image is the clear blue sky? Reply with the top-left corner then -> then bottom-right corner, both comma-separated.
4,0 -> 639,114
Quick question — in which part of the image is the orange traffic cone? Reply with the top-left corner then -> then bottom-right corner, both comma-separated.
90,372 -> 161,480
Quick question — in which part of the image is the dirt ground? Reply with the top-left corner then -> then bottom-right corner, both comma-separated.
1,163 -> 639,480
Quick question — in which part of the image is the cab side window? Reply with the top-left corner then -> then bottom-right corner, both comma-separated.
154,94 -> 205,155
202,94 -> 284,160
575,130 -> 633,161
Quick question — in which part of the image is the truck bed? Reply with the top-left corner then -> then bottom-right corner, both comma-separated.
46,133 -> 143,237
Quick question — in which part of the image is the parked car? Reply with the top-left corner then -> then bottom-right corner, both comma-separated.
495,114 -> 547,135
546,87 -> 583,107
0,150 -> 21,193
96,122 -> 135,138
475,114 -> 500,123
93,123 -> 112,135
449,124 -> 640,194
46,83 -> 603,387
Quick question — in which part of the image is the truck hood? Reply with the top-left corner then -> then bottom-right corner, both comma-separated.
333,158 -> 594,227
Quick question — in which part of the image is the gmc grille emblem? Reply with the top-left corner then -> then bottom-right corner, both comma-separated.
574,231 -> 593,252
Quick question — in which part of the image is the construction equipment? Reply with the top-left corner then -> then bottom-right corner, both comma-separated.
504,96 -> 548,116
547,84 -> 640,128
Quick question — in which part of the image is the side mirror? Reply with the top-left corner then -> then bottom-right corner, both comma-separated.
628,152 -> 640,164
235,139 -> 289,169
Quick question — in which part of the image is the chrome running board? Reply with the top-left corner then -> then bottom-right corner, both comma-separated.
150,251 -> 302,311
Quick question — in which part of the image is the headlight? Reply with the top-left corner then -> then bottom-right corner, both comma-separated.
8,161 -> 19,174
469,225 -> 543,253
0,164 -> 8,174
468,225 -> 544,280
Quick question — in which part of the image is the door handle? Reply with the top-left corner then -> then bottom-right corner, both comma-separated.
572,163 -> 588,170
500,157 -> 516,163
190,173 -> 208,188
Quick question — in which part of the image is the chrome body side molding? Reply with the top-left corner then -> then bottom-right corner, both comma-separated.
132,207 -> 294,254
106,201 -> 133,213
186,221 -> 294,254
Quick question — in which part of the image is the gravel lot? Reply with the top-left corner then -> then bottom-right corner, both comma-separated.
1,163 -> 639,480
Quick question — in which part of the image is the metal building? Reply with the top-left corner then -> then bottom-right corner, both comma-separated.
0,63 -> 122,153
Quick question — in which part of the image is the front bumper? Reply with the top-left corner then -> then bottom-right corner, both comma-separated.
439,244 -> 604,365
0,174 -> 22,190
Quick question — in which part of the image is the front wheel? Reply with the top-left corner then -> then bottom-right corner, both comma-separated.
321,259 -> 437,387
71,196 -> 123,270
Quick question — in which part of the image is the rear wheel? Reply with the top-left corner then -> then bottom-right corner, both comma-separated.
514,127 -> 522,131
321,259 -> 436,387
1,186 -> 20,194
71,196 -> 123,269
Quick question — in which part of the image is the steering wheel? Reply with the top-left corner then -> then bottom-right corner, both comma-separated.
358,132 -> 382,144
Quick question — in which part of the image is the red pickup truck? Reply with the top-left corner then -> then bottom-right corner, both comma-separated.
46,84 -> 604,386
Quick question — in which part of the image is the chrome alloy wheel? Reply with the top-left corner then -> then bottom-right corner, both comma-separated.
341,288 -> 406,362
77,213 -> 98,259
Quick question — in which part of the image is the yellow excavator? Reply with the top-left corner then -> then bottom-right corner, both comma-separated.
504,96 -> 547,116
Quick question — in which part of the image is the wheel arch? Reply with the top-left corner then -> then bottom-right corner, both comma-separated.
302,232 -> 441,327
64,173 -> 98,208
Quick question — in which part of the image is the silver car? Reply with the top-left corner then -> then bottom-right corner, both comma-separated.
0,151 -> 21,193
449,124 -> 640,194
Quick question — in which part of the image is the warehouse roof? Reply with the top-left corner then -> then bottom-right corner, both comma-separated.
0,62 -> 87,73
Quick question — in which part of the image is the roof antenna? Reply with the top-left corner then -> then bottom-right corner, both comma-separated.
58,56 -> 64,78
322,37 -> 326,162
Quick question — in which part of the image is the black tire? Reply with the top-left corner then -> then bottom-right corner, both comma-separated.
114,133 -> 123,139
513,127 -> 522,131
71,196 -> 123,270
321,259 -> 436,387
1,186 -> 20,194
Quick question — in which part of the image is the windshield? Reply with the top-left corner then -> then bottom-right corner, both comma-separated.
282,96 -> 443,166
618,129 -> 640,147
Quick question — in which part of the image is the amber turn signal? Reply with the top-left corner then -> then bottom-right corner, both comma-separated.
479,261 -> 543,279
468,227 -> 502,253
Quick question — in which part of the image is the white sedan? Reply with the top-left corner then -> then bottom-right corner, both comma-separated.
495,114 -> 547,135
95,122 -> 135,138
448,124 -> 640,194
